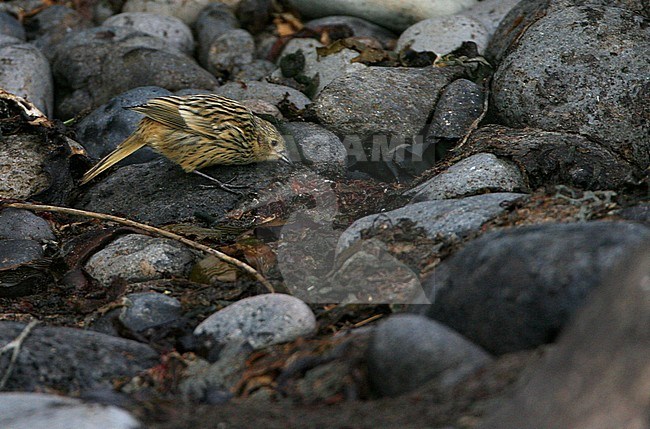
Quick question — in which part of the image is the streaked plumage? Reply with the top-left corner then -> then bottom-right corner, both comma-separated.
80,94 -> 291,191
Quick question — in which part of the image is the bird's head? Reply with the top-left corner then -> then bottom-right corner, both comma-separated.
253,116 -> 292,165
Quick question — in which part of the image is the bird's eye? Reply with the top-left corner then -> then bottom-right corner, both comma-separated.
270,140 -> 279,147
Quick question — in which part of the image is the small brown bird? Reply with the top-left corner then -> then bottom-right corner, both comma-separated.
80,94 -> 291,193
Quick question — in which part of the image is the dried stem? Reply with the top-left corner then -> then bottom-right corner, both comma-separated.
3,202 -> 275,293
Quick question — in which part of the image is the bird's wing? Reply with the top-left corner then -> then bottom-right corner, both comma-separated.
129,96 -> 189,130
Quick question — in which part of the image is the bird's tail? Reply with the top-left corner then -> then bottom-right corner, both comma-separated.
80,133 -> 146,185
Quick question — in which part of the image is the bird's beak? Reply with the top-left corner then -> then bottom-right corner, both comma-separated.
279,151 -> 293,165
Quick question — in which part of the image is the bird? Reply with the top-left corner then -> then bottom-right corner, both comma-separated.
79,94 -> 292,193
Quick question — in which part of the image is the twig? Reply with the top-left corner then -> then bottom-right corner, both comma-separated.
0,320 -> 40,390
2,202 -> 275,293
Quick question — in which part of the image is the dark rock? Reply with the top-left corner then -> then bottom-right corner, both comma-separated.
463,125 -> 640,189
368,314 -> 491,397
119,292 -> 183,333
76,158 -> 291,225
215,80 -> 311,110
0,12 -> 25,40
194,3 -> 239,67
427,79 -> 484,140
0,322 -> 158,392
26,5 -> 90,59
478,243 -> 650,428
52,26 -> 218,119
233,59 -> 277,81
203,29 -> 255,77
420,221 -> 650,355
75,86 -> 172,166
491,6 -> 649,170
618,202 -> 650,225
0,208 -> 54,241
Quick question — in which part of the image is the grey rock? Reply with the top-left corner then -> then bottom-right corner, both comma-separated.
122,0 -> 211,24
492,6 -> 650,170
618,202 -> 650,225
420,222 -> 650,355
0,12 -> 25,40
215,80 -> 311,110
406,153 -> 527,202
460,0 -> 521,36
337,192 -> 526,253
368,314 -> 491,397
0,392 -> 141,429
194,294 -> 316,350
287,0 -> 478,32
52,26 -> 218,118
75,86 -> 172,166
273,38 -> 367,97
77,157 -> 291,225
102,12 -> 195,55
0,208 -> 54,241
463,124 -> 641,190
27,5 -> 89,58
194,3 -> 239,67
119,292 -> 182,333
305,15 -> 396,47
478,243 -> 650,428
280,122 -> 347,177
233,59 -> 277,81
0,40 -> 53,116
426,78 -> 484,140
204,28 -> 255,76
0,321 -> 158,392
315,66 -> 462,144
84,234 -> 196,287
396,15 -> 489,54
0,239 -> 43,267
0,134 -> 50,199
179,341 -> 251,402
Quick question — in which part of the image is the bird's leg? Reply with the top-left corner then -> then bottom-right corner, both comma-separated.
193,171 -> 249,195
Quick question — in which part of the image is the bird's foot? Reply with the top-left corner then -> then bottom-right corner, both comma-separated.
194,170 -> 249,196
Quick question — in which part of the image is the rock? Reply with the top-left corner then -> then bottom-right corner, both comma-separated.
396,15 -> 489,55
460,0 -> 521,36
0,321 -> 158,392
280,122 -> 347,177
122,0 -> 211,25
273,38 -> 367,98
179,341 -> 251,402
618,202 -> 650,225
75,86 -> 172,166
478,243 -> 650,428
336,192 -> 526,253
420,222 -> 650,355
26,5 -> 90,59
368,314 -> 491,397
0,239 -> 43,266
287,0 -> 478,31
194,294 -> 316,350
118,292 -> 183,333
204,28 -> 255,77
0,12 -> 25,40
233,59 -> 277,81
463,125 -> 641,189
406,153 -> 527,202
102,12 -> 195,55
194,3 -> 239,67
84,234 -> 196,287
0,238 -> 50,297
215,80 -> 312,110
315,66 -> 462,146
0,208 -> 54,241
76,158 -> 291,225
427,78 -> 484,140
52,26 -> 218,118
0,39 -> 53,116
305,15 -> 396,47
491,6 -> 649,170
0,392 -> 141,429
0,134 -> 50,199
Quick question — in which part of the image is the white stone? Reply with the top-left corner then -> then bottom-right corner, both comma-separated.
397,15 -> 490,55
